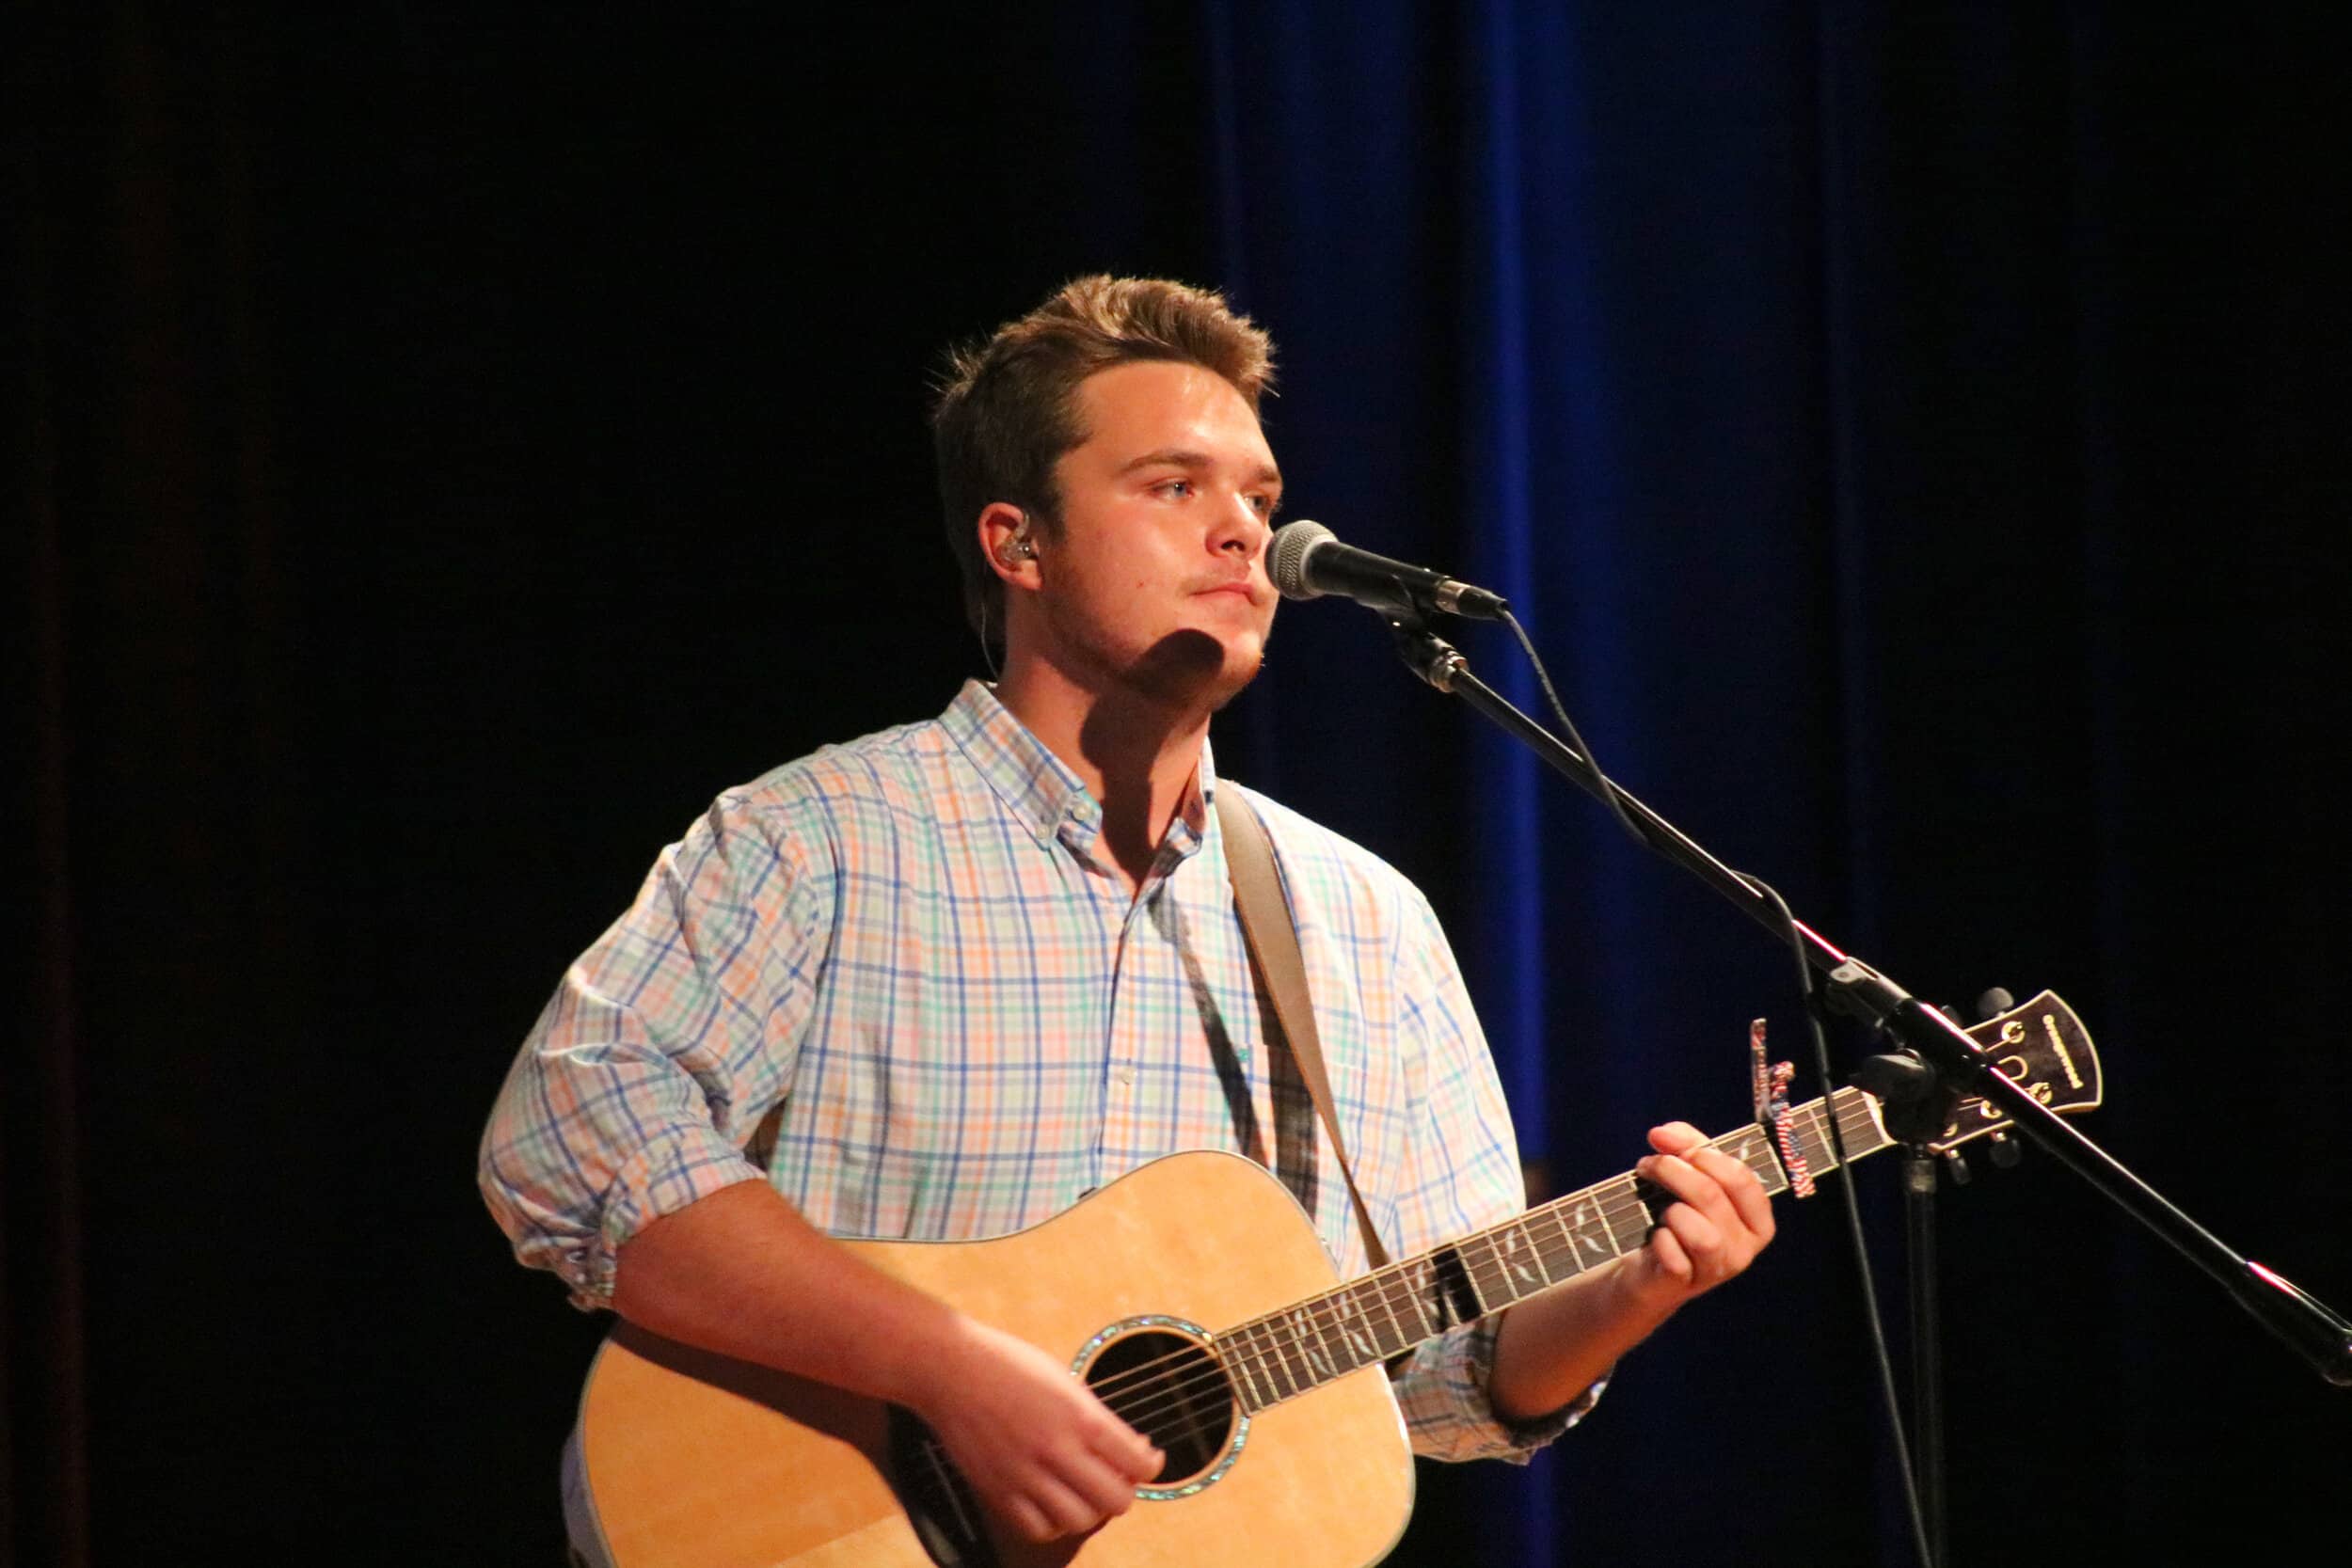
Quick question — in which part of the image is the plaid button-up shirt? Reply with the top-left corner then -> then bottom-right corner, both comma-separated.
481,681 -> 1594,1461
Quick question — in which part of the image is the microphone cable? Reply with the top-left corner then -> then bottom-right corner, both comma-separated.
1496,610 -> 1939,1568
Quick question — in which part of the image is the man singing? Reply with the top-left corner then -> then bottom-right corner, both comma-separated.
480,276 -> 1773,1560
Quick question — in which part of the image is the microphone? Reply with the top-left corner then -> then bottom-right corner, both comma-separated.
1267,520 -> 1509,622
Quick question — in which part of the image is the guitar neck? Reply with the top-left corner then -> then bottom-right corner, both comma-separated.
1212,1085 -> 1890,1413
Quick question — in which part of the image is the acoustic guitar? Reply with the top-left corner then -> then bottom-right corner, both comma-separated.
574,990 -> 2100,1567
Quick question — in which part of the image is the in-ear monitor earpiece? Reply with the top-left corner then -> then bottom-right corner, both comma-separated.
999,515 -> 1037,564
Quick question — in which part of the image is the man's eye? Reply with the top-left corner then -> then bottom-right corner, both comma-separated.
1157,479 -> 1195,499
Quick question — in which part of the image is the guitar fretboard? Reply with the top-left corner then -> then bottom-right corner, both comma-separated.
1210,1086 -> 1887,1412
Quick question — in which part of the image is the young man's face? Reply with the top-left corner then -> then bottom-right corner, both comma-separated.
1025,358 -> 1283,710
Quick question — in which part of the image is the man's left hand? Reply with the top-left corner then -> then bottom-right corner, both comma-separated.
1622,1119 -> 1776,1309
1486,1118 -> 1777,1425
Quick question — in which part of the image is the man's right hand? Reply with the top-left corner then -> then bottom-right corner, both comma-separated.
915,1317 -> 1164,1544
612,1182 -> 1161,1544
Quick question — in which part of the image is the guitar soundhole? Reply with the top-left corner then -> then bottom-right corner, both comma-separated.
1081,1327 -> 1238,1489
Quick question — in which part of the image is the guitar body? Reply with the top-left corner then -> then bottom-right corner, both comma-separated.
578,1149 -> 1417,1568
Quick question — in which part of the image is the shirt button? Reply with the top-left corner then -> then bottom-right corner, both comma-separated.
1112,1067 -> 1136,1087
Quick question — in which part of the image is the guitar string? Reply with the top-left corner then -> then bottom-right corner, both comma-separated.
907,1074 -> 2066,1492
914,1143 -> 1821,1492
1092,1060 -> 2046,1447
1033,1173 -> 1709,1447
1080,1094 -> 1874,1412
922,1060 -> 2067,1475
1064,1098 -> 1882,1433
1074,1177 -> 1662,1418
1073,1096 -> 1877,1418
954,1133 -> 1785,1456
906,1097 -> 1888,1482
1111,1108 -> 1876,1438
1094,1178 -> 1718,1433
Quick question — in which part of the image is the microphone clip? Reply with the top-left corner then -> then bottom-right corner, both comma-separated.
1387,610 -> 1468,692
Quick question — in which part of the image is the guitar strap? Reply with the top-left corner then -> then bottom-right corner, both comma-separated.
1214,787 -> 1392,1271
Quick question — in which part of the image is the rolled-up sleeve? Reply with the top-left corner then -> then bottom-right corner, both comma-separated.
478,792 -> 828,1309
1391,1320 -> 1602,1464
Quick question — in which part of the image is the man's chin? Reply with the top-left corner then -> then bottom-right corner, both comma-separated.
1126,629 -> 1263,712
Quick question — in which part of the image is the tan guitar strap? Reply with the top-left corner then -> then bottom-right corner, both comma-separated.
1215,788 -> 1391,1271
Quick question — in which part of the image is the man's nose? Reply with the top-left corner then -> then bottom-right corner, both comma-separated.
1211,493 -> 1268,555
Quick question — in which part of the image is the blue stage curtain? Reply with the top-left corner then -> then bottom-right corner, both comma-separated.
1200,5 -> 2348,1563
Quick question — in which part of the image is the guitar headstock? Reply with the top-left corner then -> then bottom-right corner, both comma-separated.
1927,990 -> 2103,1154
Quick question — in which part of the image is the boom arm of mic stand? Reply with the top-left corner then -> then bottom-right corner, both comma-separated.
1390,620 -> 2352,1387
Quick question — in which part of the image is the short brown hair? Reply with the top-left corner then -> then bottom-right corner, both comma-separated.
930,276 -> 1277,651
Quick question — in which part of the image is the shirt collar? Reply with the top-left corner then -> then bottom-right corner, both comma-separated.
941,680 -> 1217,867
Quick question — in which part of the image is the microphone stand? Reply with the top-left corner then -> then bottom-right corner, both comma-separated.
1382,615 -> 2352,1393
1864,993 -> 2016,1568
1904,1143 -> 1947,1565
1863,1036 -> 1990,1568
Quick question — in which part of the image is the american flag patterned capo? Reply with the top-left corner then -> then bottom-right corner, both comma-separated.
1750,1018 -> 1815,1198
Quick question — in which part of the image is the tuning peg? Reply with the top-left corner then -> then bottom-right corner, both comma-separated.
1987,1132 -> 2023,1170
1942,1149 -> 1973,1186
1974,987 -> 2016,1022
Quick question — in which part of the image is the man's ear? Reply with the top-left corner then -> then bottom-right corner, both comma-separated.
978,502 -> 1041,586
